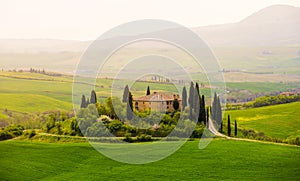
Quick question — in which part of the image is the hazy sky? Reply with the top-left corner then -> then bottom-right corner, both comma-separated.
1,0 -> 300,41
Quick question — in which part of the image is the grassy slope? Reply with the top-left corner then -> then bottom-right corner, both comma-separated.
227,102 -> 300,139
226,82 -> 299,93
0,140 -> 300,180
0,139 -> 299,180
0,72 -> 299,113
0,93 -> 72,112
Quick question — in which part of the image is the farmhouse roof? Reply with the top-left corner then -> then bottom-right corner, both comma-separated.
133,92 -> 181,102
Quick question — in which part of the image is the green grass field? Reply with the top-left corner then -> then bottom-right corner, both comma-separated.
1,72 -> 299,113
0,93 -> 73,113
0,139 -> 299,180
227,102 -> 300,139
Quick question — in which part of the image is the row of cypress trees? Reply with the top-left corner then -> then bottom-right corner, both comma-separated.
182,82 -> 206,124
80,90 -> 97,108
226,114 -> 238,137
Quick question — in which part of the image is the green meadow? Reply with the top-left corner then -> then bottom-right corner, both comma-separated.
1,71 -> 299,113
0,139 -> 299,180
227,102 -> 300,139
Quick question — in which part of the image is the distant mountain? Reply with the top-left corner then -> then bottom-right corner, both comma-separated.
193,5 -> 300,46
0,4 -> 299,53
0,39 -> 89,53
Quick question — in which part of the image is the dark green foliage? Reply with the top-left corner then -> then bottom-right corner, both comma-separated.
137,134 -> 152,142
248,94 -> 300,108
55,122 -> 62,135
126,91 -> 133,120
123,133 -> 133,143
25,130 -> 36,138
96,103 -> 107,116
90,90 -> 97,104
69,118 -> 81,136
199,94 -> 206,124
107,120 -> 126,136
182,86 -> 187,110
228,115 -> 231,137
77,104 -> 98,135
234,120 -> 238,136
193,83 -> 200,111
146,85 -> 150,95
206,107 -> 209,127
105,97 -> 117,119
122,85 -> 129,103
86,122 -> 110,137
172,98 -> 179,111
80,95 -> 86,108
0,124 -> 24,141
220,122 -> 223,133
211,92 -> 222,131
188,82 -> 194,108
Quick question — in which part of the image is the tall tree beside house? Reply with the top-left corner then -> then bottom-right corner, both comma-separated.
182,86 -> 187,110
188,82 -> 195,120
211,92 -> 222,131
206,107 -> 209,127
193,83 -> 200,121
188,82 -> 194,108
146,86 -> 151,95
234,120 -> 238,136
200,95 -> 206,124
126,91 -> 133,120
80,95 -> 87,108
194,82 -> 200,110
90,90 -> 97,104
220,121 -> 223,133
228,115 -> 231,137
172,98 -> 179,111
122,85 -> 129,103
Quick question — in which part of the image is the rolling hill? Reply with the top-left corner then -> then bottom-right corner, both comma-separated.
227,102 -> 300,139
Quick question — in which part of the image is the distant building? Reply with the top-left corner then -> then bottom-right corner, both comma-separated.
280,92 -> 295,96
133,92 -> 181,112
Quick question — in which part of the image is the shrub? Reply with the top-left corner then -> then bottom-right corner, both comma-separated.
123,133 -> 133,143
137,134 -> 152,142
23,129 -> 36,138
0,124 -> 24,141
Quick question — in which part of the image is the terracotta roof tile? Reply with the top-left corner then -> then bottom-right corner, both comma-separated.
133,92 -> 181,102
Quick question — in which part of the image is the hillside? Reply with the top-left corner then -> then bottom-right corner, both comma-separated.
0,140 -> 299,180
194,5 -> 300,47
227,102 -> 300,139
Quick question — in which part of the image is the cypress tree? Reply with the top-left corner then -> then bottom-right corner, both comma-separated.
212,92 -> 222,131
200,94 -> 206,123
234,120 -> 237,136
188,82 -> 194,108
173,98 -> 180,111
220,121 -> 223,133
90,90 -> 97,104
217,96 -> 222,130
216,96 -> 222,124
80,95 -> 86,108
182,86 -> 187,110
206,107 -> 209,127
188,82 -> 195,121
193,83 -> 200,122
228,115 -> 231,137
126,91 -> 133,120
146,86 -> 150,95
211,92 -> 217,121
122,85 -> 129,103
